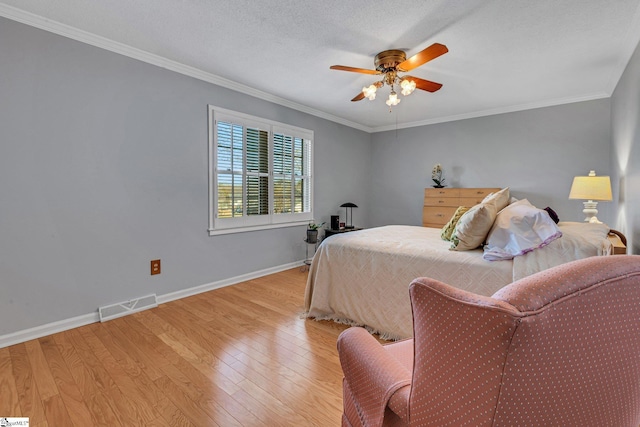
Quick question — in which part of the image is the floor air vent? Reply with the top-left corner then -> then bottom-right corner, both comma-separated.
98,294 -> 158,322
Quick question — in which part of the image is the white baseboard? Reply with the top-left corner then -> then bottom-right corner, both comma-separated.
0,261 -> 305,349
0,312 -> 99,349
157,261 -> 303,304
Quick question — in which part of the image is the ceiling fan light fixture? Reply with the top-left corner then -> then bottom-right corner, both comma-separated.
363,84 -> 377,100
386,89 -> 401,107
400,79 -> 416,96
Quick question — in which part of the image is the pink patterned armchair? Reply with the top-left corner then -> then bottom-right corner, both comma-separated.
338,255 -> 640,426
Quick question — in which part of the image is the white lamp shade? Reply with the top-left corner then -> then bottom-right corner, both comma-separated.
569,175 -> 612,201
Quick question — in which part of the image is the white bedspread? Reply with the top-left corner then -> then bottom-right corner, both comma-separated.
304,225 -> 512,339
513,222 -> 611,280
304,223 -> 612,340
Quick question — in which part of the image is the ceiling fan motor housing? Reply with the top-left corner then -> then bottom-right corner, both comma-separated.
374,50 -> 407,71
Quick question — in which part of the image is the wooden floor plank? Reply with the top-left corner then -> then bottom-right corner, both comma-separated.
108,317 -> 172,380
57,329 -> 123,427
42,394 -> 73,426
0,347 -> 22,415
229,385 -> 301,426
155,331 -> 241,395
8,343 -> 46,424
80,326 -> 159,425
23,340 -> 59,401
0,267 -> 351,426
148,301 -> 244,365
37,336 -> 94,427
96,345 -> 196,427
154,375 -> 221,427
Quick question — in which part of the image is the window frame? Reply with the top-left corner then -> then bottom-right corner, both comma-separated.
208,105 -> 314,236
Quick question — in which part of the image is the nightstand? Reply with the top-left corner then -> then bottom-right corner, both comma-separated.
324,227 -> 363,238
608,231 -> 627,255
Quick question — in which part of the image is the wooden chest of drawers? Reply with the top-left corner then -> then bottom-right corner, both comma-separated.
422,187 -> 501,228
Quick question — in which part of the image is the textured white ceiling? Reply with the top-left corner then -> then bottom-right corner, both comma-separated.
2,0 -> 640,132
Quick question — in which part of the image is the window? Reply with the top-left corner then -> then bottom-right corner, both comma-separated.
208,106 -> 313,235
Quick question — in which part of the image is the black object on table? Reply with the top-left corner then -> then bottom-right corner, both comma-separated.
324,227 -> 363,238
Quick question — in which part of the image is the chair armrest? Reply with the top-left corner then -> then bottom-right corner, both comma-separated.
413,277 -> 518,313
337,327 -> 412,427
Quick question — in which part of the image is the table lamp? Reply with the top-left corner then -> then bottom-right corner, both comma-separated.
340,202 -> 358,229
568,170 -> 612,223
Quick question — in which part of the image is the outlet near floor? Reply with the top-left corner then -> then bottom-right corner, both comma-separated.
151,259 -> 161,275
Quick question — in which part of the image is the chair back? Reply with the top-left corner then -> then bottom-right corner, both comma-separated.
408,255 -> 640,426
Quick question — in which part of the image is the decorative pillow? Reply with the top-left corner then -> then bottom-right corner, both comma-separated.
482,187 -> 510,212
450,203 -> 498,251
441,206 -> 470,241
483,199 -> 562,261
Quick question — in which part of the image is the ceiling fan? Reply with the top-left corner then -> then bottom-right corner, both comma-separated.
330,43 -> 448,108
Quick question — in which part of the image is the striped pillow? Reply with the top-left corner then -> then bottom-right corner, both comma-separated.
441,206 -> 470,241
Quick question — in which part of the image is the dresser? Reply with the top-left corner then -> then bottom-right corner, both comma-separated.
422,187 -> 501,228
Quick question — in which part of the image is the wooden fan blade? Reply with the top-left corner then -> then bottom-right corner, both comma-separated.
351,91 -> 366,102
398,43 -> 448,72
404,76 -> 443,92
330,65 -> 380,75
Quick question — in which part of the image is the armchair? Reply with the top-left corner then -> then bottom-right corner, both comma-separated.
338,255 -> 640,426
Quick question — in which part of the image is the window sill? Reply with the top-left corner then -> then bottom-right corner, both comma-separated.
208,220 -> 310,236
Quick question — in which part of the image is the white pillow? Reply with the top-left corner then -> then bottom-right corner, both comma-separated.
450,203 -> 497,251
482,187 -> 510,212
483,199 -> 562,261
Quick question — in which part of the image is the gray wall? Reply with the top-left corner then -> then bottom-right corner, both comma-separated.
370,99 -> 613,228
611,36 -> 640,255
0,18 -> 371,336
1,14 -> 633,340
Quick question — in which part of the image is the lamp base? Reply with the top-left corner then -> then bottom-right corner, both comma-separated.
582,200 -> 601,223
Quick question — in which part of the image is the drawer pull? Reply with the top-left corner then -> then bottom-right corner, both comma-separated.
436,213 -> 444,217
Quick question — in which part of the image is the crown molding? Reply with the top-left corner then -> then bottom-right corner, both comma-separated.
370,92 -> 611,133
0,4 -> 372,133
0,3 -> 630,135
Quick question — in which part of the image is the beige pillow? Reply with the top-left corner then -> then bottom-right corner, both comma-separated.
450,203 -> 498,250
441,206 -> 470,241
482,187 -> 510,212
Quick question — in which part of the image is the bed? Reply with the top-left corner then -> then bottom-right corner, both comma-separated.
304,215 -> 615,340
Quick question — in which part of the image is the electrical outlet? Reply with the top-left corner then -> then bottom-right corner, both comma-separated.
151,259 -> 161,275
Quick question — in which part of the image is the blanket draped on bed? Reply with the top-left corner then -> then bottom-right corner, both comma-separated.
304,223 -> 610,340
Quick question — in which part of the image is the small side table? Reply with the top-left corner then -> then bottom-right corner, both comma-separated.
324,227 -> 363,238
302,239 -> 318,271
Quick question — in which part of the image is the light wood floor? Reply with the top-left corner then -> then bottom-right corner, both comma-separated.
0,267 -> 353,426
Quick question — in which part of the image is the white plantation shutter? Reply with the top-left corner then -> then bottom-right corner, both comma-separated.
215,121 -> 244,219
298,136 -> 312,213
273,132 -> 293,214
246,127 -> 269,216
271,126 -> 312,224
209,106 -> 313,234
